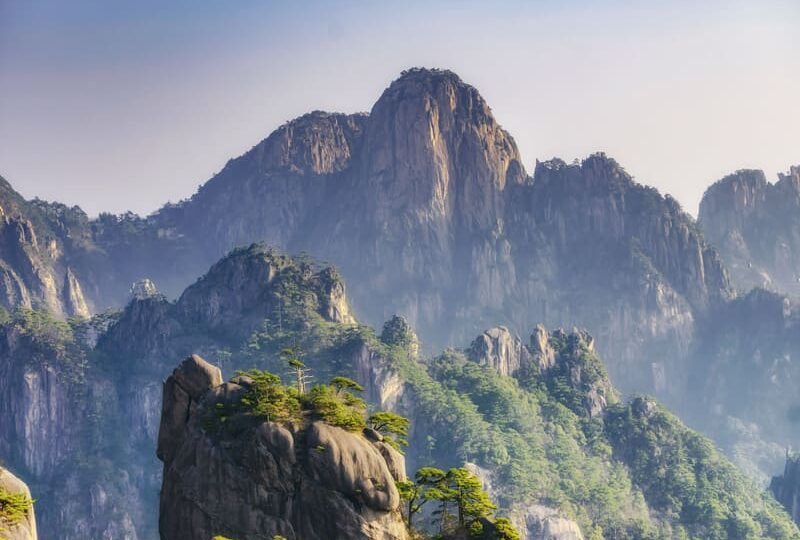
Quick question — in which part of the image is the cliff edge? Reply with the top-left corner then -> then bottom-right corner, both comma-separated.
157,354 -> 408,540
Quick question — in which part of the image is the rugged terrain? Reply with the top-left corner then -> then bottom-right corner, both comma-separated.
0,68 -> 736,397
157,354 -> 408,540
699,166 -> 800,295
0,245 -> 796,539
1,67 -> 799,537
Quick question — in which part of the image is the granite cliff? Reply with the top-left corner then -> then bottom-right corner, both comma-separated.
699,166 -> 800,295
156,354 -> 408,540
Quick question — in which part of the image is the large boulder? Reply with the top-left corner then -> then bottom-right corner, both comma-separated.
157,357 -> 408,540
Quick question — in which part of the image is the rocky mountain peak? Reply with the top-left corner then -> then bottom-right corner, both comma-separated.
468,326 -> 532,378
176,243 -> 354,337
698,169 -> 769,230
777,165 -> 800,197
533,152 -> 638,195
698,165 -> 800,293
249,110 -> 368,176
771,454 -> 800,525
359,67 -> 525,229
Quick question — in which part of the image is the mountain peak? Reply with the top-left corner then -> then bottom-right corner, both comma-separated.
390,67 -> 466,88
374,67 -> 494,125
246,111 -> 368,176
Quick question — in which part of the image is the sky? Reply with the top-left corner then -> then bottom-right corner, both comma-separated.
1,0 -> 798,217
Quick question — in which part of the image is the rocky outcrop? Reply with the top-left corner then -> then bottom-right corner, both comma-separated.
771,455 -> 800,525
157,355 -> 408,540
468,325 -> 615,418
0,243 -> 374,540
510,505 -> 584,540
465,463 -> 584,540
0,466 -> 37,540
699,166 -> 800,294
468,326 -> 532,377
175,244 -> 355,339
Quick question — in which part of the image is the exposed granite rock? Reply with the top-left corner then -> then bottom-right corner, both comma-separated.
0,466 -> 37,540
0,70 -> 738,407
129,279 -> 160,301
510,505 -> 584,540
252,110 -> 367,176
699,166 -> 800,294
157,357 -> 408,540
468,326 -> 532,377
468,325 -> 615,418
175,244 -> 355,339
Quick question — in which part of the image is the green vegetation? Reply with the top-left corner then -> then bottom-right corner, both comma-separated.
218,365 -> 403,435
368,411 -> 410,451
398,466 -> 519,539
488,517 -> 521,540
0,488 -> 34,530
397,467 -> 448,528
10,245 -> 796,540
605,398 -> 800,540
305,380 -> 366,431
359,323 -> 799,539
236,369 -> 301,423
3,307 -> 89,385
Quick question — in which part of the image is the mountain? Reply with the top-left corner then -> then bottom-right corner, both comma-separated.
698,166 -> 800,295
1,245 -> 796,539
0,69 -> 737,399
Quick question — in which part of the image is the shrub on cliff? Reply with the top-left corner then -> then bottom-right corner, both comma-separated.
0,488 -> 33,530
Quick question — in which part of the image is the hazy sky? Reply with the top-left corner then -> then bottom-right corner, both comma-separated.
1,0 -> 798,217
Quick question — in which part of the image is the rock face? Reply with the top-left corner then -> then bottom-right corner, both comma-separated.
469,326 -> 532,377
0,466 -> 37,540
2,67 -> 800,538
157,355 -> 408,540
469,325 -> 616,418
771,455 -> 800,525
511,505 -> 584,540
1,245 -> 799,539
683,288 -> 800,480
699,166 -> 800,294
0,180 -> 92,319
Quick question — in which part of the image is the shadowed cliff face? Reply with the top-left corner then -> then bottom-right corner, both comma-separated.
699,166 -> 800,295
772,456 -> 800,526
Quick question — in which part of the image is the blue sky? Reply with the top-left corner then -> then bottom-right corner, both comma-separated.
1,0 -> 798,216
